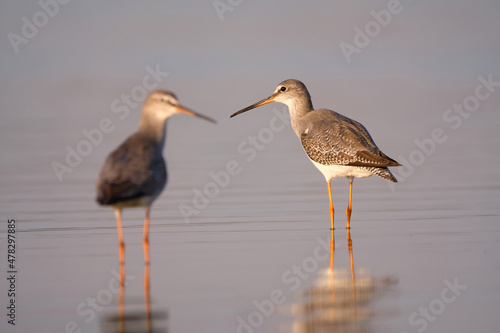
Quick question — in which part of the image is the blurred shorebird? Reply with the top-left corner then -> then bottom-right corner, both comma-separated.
96,90 -> 216,269
230,79 -> 401,230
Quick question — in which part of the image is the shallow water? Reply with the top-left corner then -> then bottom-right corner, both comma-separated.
1,103 -> 500,332
2,1 -> 500,332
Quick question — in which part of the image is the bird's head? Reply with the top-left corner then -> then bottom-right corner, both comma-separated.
230,79 -> 311,118
144,90 -> 216,123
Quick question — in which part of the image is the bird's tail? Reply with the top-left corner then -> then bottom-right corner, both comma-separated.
368,166 -> 398,182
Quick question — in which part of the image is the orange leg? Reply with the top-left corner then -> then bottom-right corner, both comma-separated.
347,228 -> 356,304
118,271 -> 125,333
327,180 -> 335,231
330,232 -> 336,304
143,206 -> 150,266
113,209 -> 125,283
347,228 -> 354,280
346,177 -> 353,229
145,259 -> 152,333
329,232 -> 335,271
143,206 -> 152,333
113,208 -> 126,329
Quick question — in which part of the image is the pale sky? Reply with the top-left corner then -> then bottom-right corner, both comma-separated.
2,0 -> 499,82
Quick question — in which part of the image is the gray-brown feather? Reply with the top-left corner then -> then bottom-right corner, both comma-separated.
300,109 -> 400,167
300,109 -> 400,182
96,133 -> 167,205
358,166 -> 398,182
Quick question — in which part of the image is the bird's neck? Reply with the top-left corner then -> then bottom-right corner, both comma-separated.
138,109 -> 168,150
287,97 -> 313,135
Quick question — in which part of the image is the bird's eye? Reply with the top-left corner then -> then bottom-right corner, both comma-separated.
280,86 -> 287,92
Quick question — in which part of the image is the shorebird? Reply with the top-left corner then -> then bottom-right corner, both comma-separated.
96,90 -> 216,269
230,79 -> 401,230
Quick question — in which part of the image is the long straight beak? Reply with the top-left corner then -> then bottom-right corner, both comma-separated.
175,105 -> 217,124
230,95 -> 276,118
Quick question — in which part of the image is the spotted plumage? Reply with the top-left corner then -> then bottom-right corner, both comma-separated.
299,109 -> 400,182
230,79 -> 401,229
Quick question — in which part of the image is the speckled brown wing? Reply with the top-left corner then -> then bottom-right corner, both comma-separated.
96,133 -> 167,205
300,109 -> 401,168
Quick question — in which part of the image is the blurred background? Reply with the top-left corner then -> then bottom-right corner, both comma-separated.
1,0 -> 499,332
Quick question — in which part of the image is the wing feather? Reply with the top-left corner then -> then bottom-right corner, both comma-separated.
300,110 -> 401,167
96,133 -> 167,205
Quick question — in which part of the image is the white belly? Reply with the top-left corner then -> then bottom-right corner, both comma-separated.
311,160 -> 373,181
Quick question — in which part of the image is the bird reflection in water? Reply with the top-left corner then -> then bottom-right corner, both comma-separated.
99,259 -> 168,333
290,230 -> 397,333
